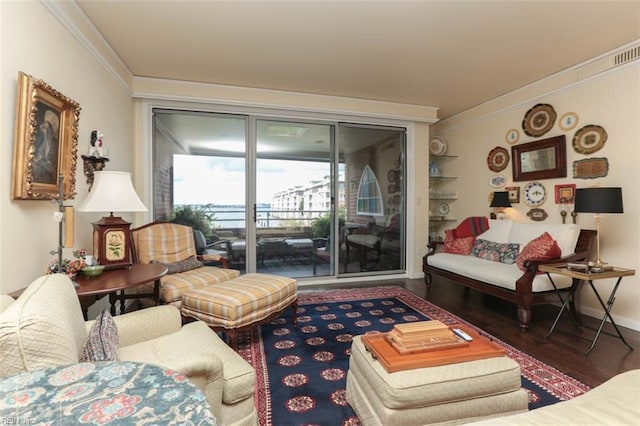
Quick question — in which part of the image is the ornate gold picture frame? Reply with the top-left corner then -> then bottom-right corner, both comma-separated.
12,72 -> 81,200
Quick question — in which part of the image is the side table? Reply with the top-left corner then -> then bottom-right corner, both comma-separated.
539,263 -> 635,355
74,263 -> 167,318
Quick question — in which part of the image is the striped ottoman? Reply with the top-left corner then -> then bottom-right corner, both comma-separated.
346,335 -> 528,425
181,273 -> 297,347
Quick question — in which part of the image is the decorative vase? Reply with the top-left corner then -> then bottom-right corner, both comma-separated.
429,161 -> 441,177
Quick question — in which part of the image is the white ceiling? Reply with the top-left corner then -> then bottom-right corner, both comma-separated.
75,1 -> 640,120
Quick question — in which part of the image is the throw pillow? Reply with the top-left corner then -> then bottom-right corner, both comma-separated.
80,310 -> 119,362
517,232 -> 562,272
443,230 -> 475,255
453,216 -> 490,239
152,255 -> 203,274
471,239 -> 520,264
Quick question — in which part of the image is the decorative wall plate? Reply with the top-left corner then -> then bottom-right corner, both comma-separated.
387,169 -> 397,183
437,202 -> 450,216
573,157 -> 609,179
572,125 -> 607,154
489,175 -> 506,188
505,186 -> 520,203
527,208 -> 548,222
554,183 -> 576,204
505,128 -> 520,144
429,136 -> 447,156
523,181 -> 547,206
559,112 -> 579,131
522,103 -> 557,137
487,146 -> 510,172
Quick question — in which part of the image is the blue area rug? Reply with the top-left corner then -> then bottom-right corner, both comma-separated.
236,286 -> 589,426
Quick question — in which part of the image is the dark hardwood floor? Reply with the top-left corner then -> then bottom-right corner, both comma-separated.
402,276 -> 640,388
302,276 -> 639,388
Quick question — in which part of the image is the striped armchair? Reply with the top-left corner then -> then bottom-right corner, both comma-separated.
131,222 -> 241,307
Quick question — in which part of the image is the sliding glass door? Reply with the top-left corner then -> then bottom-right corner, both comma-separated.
337,124 -> 405,275
152,109 -> 406,279
255,119 -> 335,277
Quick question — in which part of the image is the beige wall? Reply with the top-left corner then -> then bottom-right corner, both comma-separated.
1,1 -> 135,294
432,64 -> 640,330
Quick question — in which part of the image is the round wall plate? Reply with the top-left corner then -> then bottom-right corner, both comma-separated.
437,202 -> 450,216
523,181 -> 547,206
572,124 -> 607,154
487,146 -> 510,172
522,103 -> 557,137
429,136 -> 447,156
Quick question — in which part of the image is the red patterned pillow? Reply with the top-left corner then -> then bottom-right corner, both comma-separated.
443,230 -> 475,255
517,232 -> 562,272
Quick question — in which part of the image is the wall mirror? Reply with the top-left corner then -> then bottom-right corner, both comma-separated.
511,135 -> 566,181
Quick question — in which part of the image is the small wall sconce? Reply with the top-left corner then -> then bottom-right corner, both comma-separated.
81,155 -> 110,190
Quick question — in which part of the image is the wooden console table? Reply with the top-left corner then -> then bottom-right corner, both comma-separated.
539,263 -> 635,355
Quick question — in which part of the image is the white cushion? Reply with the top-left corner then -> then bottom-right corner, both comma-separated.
509,223 -> 580,256
0,274 -> 87,377
428,253 -> 573,292
475,220 -> 513,243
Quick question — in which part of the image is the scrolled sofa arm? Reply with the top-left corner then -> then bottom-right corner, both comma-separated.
161,352 -> 225,417
92,305 -> 183,347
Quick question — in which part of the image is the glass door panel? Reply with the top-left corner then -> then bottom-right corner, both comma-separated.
153,110 -> 248,272
255,119 -> 335,278
337,123 -> 405,275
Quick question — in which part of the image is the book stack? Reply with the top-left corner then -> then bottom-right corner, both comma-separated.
385,320 -> 469,354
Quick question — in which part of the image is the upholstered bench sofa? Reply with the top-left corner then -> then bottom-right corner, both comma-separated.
423,219 -> 595,328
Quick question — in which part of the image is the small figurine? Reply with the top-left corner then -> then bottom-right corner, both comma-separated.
88,130 -> 104,158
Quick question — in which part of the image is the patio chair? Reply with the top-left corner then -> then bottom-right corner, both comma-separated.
193,229 -> 233,268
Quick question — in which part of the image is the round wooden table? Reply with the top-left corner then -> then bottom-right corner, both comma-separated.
74,263 -> 167,318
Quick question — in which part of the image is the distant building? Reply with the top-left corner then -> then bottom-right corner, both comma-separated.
271,174 -> 344,219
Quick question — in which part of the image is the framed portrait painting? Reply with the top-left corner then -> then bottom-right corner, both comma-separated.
12,72 -> 81,200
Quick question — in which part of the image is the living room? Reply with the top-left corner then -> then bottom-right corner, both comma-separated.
1,1 -> 639,423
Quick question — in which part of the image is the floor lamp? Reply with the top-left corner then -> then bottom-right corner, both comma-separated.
574,187 -> 623,267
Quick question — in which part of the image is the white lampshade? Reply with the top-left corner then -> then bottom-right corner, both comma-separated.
77,171 -> 147,213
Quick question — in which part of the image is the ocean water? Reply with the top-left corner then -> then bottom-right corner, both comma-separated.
188,204 -> 322,230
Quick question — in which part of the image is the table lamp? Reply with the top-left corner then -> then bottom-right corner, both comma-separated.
77,171 -> 147,269
490,191 -> 511,219
574,187 -> 623,267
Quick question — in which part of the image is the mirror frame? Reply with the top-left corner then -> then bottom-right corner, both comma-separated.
511,135 -> 567,182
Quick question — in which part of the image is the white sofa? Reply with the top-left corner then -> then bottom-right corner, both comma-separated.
424,220 -> 596,328
0,274 -> 257,426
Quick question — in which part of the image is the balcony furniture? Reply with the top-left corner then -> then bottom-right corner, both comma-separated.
346,334 -> 528,425
130,221 -> 241,308
0,361 -> 216,424
193,228 -> 233,268
0,274 -> 258,426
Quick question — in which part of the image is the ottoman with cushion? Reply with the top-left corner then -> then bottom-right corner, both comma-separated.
182,273 -> 298,347
346,335 -> 528,425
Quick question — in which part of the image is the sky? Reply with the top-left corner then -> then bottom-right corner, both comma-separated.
173,155 -> 333,205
